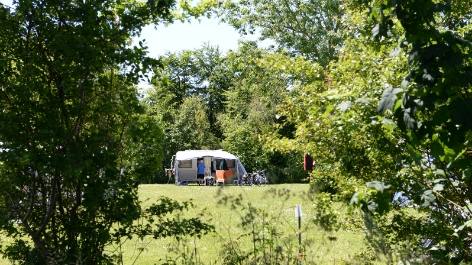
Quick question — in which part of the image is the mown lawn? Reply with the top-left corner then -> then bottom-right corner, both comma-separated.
0,184 -> 366,264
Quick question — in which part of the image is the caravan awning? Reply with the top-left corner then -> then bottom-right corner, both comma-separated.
175,150 -> 238,161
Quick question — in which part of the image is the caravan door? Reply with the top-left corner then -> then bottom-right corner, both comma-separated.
203,156 -> 212,177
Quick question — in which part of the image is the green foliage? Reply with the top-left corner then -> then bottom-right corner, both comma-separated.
264,1 -> 468,261
217,44 -> 283,174
351,181 -> 392,216
347,0 -> 472,262
218,44 -> 310,181
144,42 -> 310,183
144,44 -> 228,171
377,87 -> 403,115
272,15 -> 408,199
312,193 -> 342,232
132,197 -> 214,240
0,0 -> 215,263
169,96 -> 220,151
220,0 -> 346,66
150,43 -> 230,137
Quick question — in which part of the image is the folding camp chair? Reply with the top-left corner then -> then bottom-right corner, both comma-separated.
216,170 -> 225,186
225,170 -> 234,184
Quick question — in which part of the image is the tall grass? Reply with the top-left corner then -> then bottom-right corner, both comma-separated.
119,184 -> 365,264
1,184 -> 369,264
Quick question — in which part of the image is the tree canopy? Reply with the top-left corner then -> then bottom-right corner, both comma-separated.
220,0 -> 346,66
269,0 -> 472,261
1,0 -> 472,263
0,0 -> 214,263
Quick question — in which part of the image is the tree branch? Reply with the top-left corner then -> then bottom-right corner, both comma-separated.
22,170 -> 37,223
34,175 -> 57,238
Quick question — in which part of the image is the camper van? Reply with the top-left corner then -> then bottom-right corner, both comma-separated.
171,150 -> 247,185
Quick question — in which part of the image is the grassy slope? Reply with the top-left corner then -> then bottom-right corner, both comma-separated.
0,184 -> 365,264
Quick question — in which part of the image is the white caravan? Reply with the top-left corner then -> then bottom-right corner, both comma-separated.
171,150 -> 247,185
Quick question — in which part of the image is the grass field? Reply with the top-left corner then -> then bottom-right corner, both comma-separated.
123,184 -> 365,264
0,184 -> 367,264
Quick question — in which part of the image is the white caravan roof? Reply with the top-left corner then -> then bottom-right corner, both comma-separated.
175,150 -> 238,161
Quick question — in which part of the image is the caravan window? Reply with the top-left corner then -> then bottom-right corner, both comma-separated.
179,160 -> 192,168
226,160 -> 235,168
215,159 -> 235,169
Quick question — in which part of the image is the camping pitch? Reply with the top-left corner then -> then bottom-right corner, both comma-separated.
171,150 -> 247,185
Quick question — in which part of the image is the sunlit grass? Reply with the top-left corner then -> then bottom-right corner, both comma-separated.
0,184 -> 366,264
120,184 -> 365,264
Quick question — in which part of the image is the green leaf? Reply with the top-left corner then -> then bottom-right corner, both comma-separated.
393,100 -> 402,111
455,220 -> 472,231
402,109 -> 417,130
336,101 -> 352,112
321,105 -> 334,118
433,183 -> 444,192
375,192 -> 392,215
449,157 -> 472,170
400,79 -> 409,88
389,46 -> 402,57
377,87 -> 403,115
350,192 -> 363,205
355,98 -> 371,104
430,139 -> 445,161
407,144 -> 422,165
432,178 -> 446,183
372,24 -> 380,38
423,44 -> 446,59
366,199 -> 378,213
357,182 -> 392,216
366,181 -> 391,192
441,51 -> 463,66
463,168 -> 472,181
381,118 -> 396,127
414,190 -> 436,208
326,95 -> 341,100
370,116 -> 380,125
